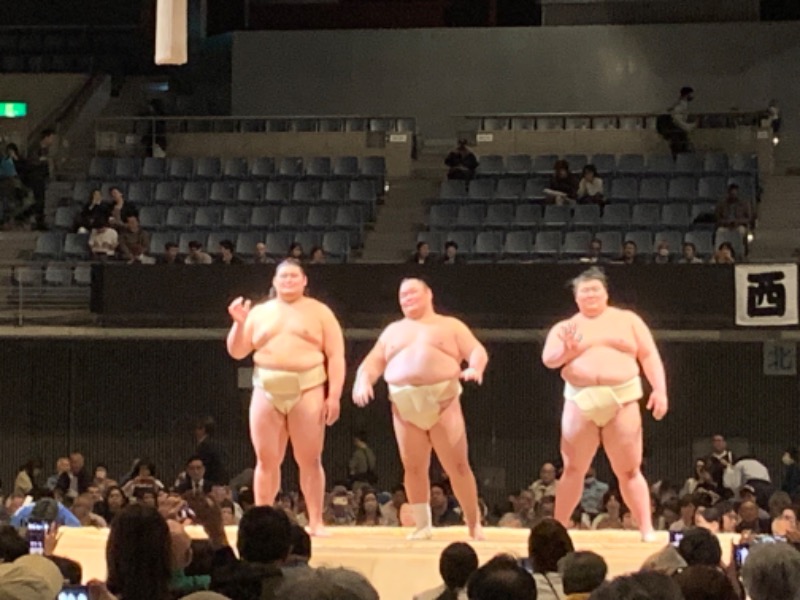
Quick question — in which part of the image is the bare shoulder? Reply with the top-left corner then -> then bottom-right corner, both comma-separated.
379,319 -> 405,339
442,315 -> 471,332
306,297 -> 338,320
248,299 -> 275,318
614,307 -> 648,327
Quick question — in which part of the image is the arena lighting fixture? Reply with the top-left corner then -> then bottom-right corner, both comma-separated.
0,102 -> 27,118
384,182 -> 390,192
747,233 -> 754,243
773,136 -> 780,146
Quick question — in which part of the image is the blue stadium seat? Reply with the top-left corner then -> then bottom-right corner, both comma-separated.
322,231 -> 350,261
292,181 -> 321,203
278,206 -> 306,230
221,207 -> 251,229
590,154 -> 616,175
445,232 -> 475,254
306,157 -> 331,178
209,181 -> 237,204
474,232 -> 503,257
543,205 -> 570,228
475,155 -> 504,178
54,206 -> 78,231
44,263 -> 72,286
182,182 -> 209,205
416,231 -> 445,254
564,155 -> 588,171
154,182 -> 180,204
595,231 -> 622,256
128,182 -> 153,205
631,204 -> 660,229
654,231 -> 683,255
668,177 -> 698,202
624,231 -> 653,253
277,157 -> 304,178
113,158 -> 140,180
503,231 -> 533,256
523,179 -> 547,201
484,204 -> 514,228
237,182 -> 263,205
33,232 -> 63,260
572,204 -> 601,228
455,206 -> 484,229
685,230 -> 714,257
674,153 -> 703,176
251,206 -> 277,229
468,179 -> 494,201
440,180 -> 467,200
617,154 -> 645,175
514,204 -> 542,227
138,206 -> 165,230
645,155 -> 674,176
661,203 -> 691,229
235,231 -> 265,257
601,204 -> 630,228
148,232 -> 177,256
63,233 -> 90,259
166,206 -> 195,229
250,157 -> 275,179
609,178 -> 638,203
506,155 -> 532,176
73,264 -> 92,286
307,206 -> 333,230
265,182 -> 291,205
533,154 -> 558,175
639,178 -> 668,203
494,178 -> 524,201
703,153 -> 729,175
534,231 -> 562,256
348,181 -> 377,205
714,229 -> 746,260
333,156 -> 359,179
168,157 -> 194,180
730,154 -> 757,175
195,157 -> 221,180
223,157 -> 248,179
698,177 -> 727,201
266,232 -> 294,257
142,157 -> 166,180
321,181 -> 348,203
563,231 -> 593,256
88,157 -> 113,180
429,204 -> 458,230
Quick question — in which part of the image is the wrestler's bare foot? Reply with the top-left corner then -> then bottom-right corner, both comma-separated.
641,530 -> 657,543
469,523 -> 486,541
305,524 -> 331,538
407,526 -> 433,541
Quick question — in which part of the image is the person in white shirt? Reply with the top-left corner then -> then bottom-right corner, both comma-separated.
577,165 -> 604,205
723,456 -> 771,497
667,86 -> 695,157
89,216 -> 118,258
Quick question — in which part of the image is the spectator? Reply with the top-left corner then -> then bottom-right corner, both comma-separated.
715,183 -> 751,241
680,459 -> 707,497
431,482 -> 463,527
741,542 -> 800,600
0,524 -> 28,562
194,417 -> 229,486
577,165 -> 604,205
21,128 -> 56,230
737,499 -> 770,534
2,493 -> 26,521
108,186 -> 138,228
410,241 -> 431,264
528,518 -> 573,600
121,460 -> 165,499
590,571 -> 683,600
711,434 -> 734,466
580,238 -> 603,264
653,241 -> 671,264
117,216 -> 151,261
0,554 -> 65,600
71,493 -> 108,527
308,246 -> 326,265
10,491 -> 80,527
441,241 -> 464,265
93,464 -> 119,494
673,565 -> 738,600
323,487 -> 356,526
781,447 -> 800,497
617,240 -> 643,265
13,459 -> 43,497
1,143 -> 33,225
253,242 -> 274,264
287,242 -> 304,260
545,160 -> 578,205
559,551 -> 607,600
219,499 -> 238,526
348,431 -> 377,490
380,484 -> 407,527
414,542 -> 478,600
694,501 -> 738,533
175,457 -> 213,496
676,526 -> 722,566
45,457 -> 70,491
665,86 -> 696,158
535,495 -> 557,523
678,242 -> 704,264
159,242 -> 181,264
127,243 -> 156,264
591,491 -> 625,530
444,139 -> 478,181
275,567 -> 379,600
467,554 -> 536,600
502,489 -> 535,528
97,486 -> 128,524
355,489 -> 385,526
185,241 -> 213,264
89,215 -> 119,258
580,468 -> 609,517
75,189 -> 109,233
768,99 -> 781,143
168,519 -> 211,596
219,240 -> 243,264
530,462 -> 558,504
768,490 -> 793,520
669,495 -> 696,532
723,455 -> 771,499
284,523 -> 311,569
56,452 -> 91,500
772,505 -> 798,536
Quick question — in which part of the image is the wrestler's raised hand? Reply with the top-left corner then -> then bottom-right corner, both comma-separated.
227,296 -> 251,324
460,367 -> 483,385
558,322 -> 582,351
324,396 -> 341,426
646,390 -> 668,420
352,378 -> 374,407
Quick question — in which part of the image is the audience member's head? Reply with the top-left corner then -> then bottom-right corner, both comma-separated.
528,518 -> 575,574
559,551 -> 607,596
164,242 -> 179,261
582,164 -> 598,181
741,542 -> 800,600
673,565 -> 738,600
275,566 -> 379,600
0,525 -> 27,563
287,523 -> 311,564
467,554 -> 536,600
415,241 -> 430,259
768,491 -> 794,519
238,506 -> 292,565
439,542 -> 479,596
288,242 -> 303,259
677,526 -> 722,567
0,554 -> 64,600
104,485 -> 128,512
640,545 -> 687,576
682,242 -> 698,261
589,570 -> 683,600
106,504 -> 172,600
309,246 -> 325,264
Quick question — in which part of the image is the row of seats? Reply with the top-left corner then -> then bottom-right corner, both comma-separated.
13,264 -> 92,287
474,153 -> 757,178
87,156 -> 387,182
33,231 -> 353,262
438,176 -> 756,204
66,180 -> 380,209
428,203 -> 715,231
417,229 -> 744,259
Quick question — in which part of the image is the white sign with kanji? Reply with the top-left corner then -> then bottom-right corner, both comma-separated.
735,264 -> 798,326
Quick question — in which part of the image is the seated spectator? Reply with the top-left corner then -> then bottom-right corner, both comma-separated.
253,242 -> 274,264
710,242 -> 736,264
676,526 -> 722,567
323,486 -> 356,526
356,489 -> 385,526
169,519 -> 211,596
442,241 -> 464,265
46,457 -> 70,491
380,485 -> 406,527
117,216 -> 151,261
467,554 -> 536,600
535,495 -> 557,523
782,447 -> 800,498
559,551 -> 607,600
580,468 -> 609,517
219,499 -> 238,526
75,189 -> 109,233
592,490 -> 625,530
56,452 -> 91,501
577,165 -> 604,205
287,242 -> 304,260
185,241 -> 213,265
431,482 -> 463,527
580,238 -> 603,264
121,460 -> 165,499
218,239 -> 243,264
71,493 -> 108,527
530,462 -> 559,504
137,487 -> 158,508
500,489 -> 534,528
680,459 -> 707,497
127,243 -> 156,264
678,242 -> 704,264
13,460 -> 43,497
724,456 -> 772,502
741,542 -> 800,600
275,567 -> 379,600
284,524 -> 311,570
694,501 -> 738,533
715,183 -> 751,240
175,457 -> 213,496
669,495 -> 696,532
653,241 -> 671,264
768,490 -> 793,520
737,499 -> 771,534
92,464 -> 118,495
546,160 -> 578,205
108,186 -> 138,228
771,506 -> 798,537
590,570 -> 683,600
414,542 -> 478,600
445,139 -> 478,181
308,246 -> 326,265
0,524 -> 29,562
410,241 -> 432,264
640,544 -> 687,576
97,485 -> 129,524
616,240 -> 644,265
0,554 -> 65,600
89,215 -> 119,258
10,492 -> 80,527
159,242 -> 181,264
528,518 -> 573,599
3,493 -> 26,521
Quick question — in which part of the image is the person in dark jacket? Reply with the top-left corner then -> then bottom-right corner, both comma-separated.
195,417 -> 229,486
782,447 -> 800,499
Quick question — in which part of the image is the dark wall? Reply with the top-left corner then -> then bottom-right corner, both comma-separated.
1,338 -> 797,505
0,0 -> 146,26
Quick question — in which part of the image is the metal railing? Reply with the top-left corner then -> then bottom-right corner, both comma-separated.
6,262 -> 92,326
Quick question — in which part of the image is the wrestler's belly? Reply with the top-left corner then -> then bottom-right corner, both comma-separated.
253,334 -> 325,372
561,347 -> 639,387
384,345 -> 462,387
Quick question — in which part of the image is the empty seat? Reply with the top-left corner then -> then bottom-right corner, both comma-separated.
236,231 -> 265,256
429,205 -> 458,230
564,155 -> 588,171
714,229 -> 745,260
638,178 -> 668,203
703,153 -> 729,175
348,181 -> 377,204
668,177 -> 698,202
251,206 -> 277,229
278,206 -> 306,230
154,182 -> 180,204
72,181 -> 96,204
321,181 -> 347,203
543,205 -> 570,228
250,157 -> 275,179
322,231 -> 350,261
223,157 -> 248,179
292,181 -> 320,203
266,232 -> 294,257
334,206 -> 362,231
333,156 -> 359,178
730,154 -> 757,175
484,204 -> 514,228
474,232 -> 503,257
114,158 -> 140,180
572,204 -> 601,228
455,206 -> 484,229
534,231 -> 562,256
610,178 -> 638,203
54,206 -> 79,230
475,155 -> 504,178
307,206 -> 333,229
514,204 -> 542,227
601,204 -> 630,228
494,178 -> 524,201
506,155 -> 532,176
237,182 -> 263,205
654,231 -> 683,255
662,203 -> 691,229
13,266 -> 42,287
194,157 -> 221,180
631,204 -> 660,228
440,180 -> 467,200
685,230 -> 714,257
73,264 -> 92,286
645,155 -> 674,176
63,233 -> 90,259
209,181 -> 237,204
33,232 -> 63,259
168,157 -> 194,180
142,157 -> 166,179
88,157 -> 113,180
444,232 -> 474,254
533,154 -> 558,175
591,154 -> 616,175
360,156 -> 386,178
523,179 -> 547,201
698,177 -> 727,201
504,231 -> 533,256
563,231 -> 593,256
265,182 -> 292,204
595,231 -> 622,256
222,207 -> 251,229
674,153 -> 703,175
165,206 -> 194,229
305,157 -> 331,178
149,232 -> 177,256
277,157 -> 303,178
625,231 -> 653,253
182,182 -> 209,205
44,263 -> 72,286
617,154 -> 645,175
294,232 -> 321,254
128,182 -> 153,205
138,206 -> 165,229
468,179 -> 494,201
193,207 -> 221,229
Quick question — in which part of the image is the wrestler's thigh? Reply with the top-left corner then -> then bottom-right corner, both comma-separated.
249,387 -> 288,455
392,405 -> 432,465
561,399 -> 601,453
601,402 -> 643,471
286,385 -> 326,457
430,397 -> 469,450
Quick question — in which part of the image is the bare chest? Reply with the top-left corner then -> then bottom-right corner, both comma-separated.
384,322 -> 458,360
251,303 -> 323,347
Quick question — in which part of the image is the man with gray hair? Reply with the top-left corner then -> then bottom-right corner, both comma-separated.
558,551 -> 607,600
741,542 -> 800,600
275,567 -> 379,600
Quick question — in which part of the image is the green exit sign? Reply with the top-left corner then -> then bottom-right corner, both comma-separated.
0,103 -> 27,118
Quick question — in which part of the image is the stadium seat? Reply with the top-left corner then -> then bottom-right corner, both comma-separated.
484,204 -> 514,228
223,157 -> 248,179
654,231 -> 683,255
668,177 -> 698,202
207,232 -> 237,255
277,157 -> 303,178
645,155 -> 674,176
572,204 -> 601,228
534,231 -> 562,256
209,182 -> 237,204
236,231 -> 265,257
475,155 -> 504,178
33,232 -> 63,259
595,231 -> 622,256
250,157 -> 275,179
142,157 -> 166,179
685,230 -> 714,257
522,179 -> 547,201
674,153 -> 703,176
661,203 -> 691,229
348,181 -> 377,205
506,155 -> 532,176
639,178 -> 668,203
703,153 -> 729,175
514,204 -> 542,227
617,154 -> 645,175
333,156 -> 359,179
292,181 -> 321,203
182,182 -> 209,205
730,154 -> 757,175
251,206 -> 277,229
503,231 -> 533,256
178,232 -> 207,255
533,154 -> 558,175
455,206 -> 484,230
128,182 -> 153,205
624,231 -> 653,253
698,177 -> 727,202
322,231 -> 350,261
88,157 -> 113,180
222,207 -> 252,229
307,206 -> 333,230
194,207 -> 222,229
334,206 -> 363,236
277,206 -> 306,230
154,182 -> 180,204
429,205 -> 458,230
306,157 -> 331,178
195,157 -> 221,180
138,206 -> 165,230
114,158 -> 140,180
44,263 -> 72,286
360,156 -> 386,180
63,233 -> 90,259
543,205 -> 570,228
563,231 -> 593,256
494,178 -> 524,201
265,182 -> 292,205
166,206 -> 194,229
631,204 -> 660,229
609,178 -> 638,203
149,232 -> 177,256
474,232 -> 503,257
590,154 -> 616,175
73,264 -> 92,286
168,157 -> 194,180
468,179 -> 494,201
321,181 -> 348,203
294,232 -> 321,252
601,204 -> 630,228
266,232 -> 293,257
564,155 -> 588,171
237,182 -> 263,205
416,231 -> 445,254
445,232 -> 475,254
440,180 -> 467,200
54,206 -> 79,231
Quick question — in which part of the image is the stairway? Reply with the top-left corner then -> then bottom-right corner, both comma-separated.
749,175 -> 800,260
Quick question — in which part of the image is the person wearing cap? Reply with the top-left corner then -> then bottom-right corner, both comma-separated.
715,182 -> 752,241
667,86 -> 696,157
444,139 -> 478,180
0,554 -> 65,600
